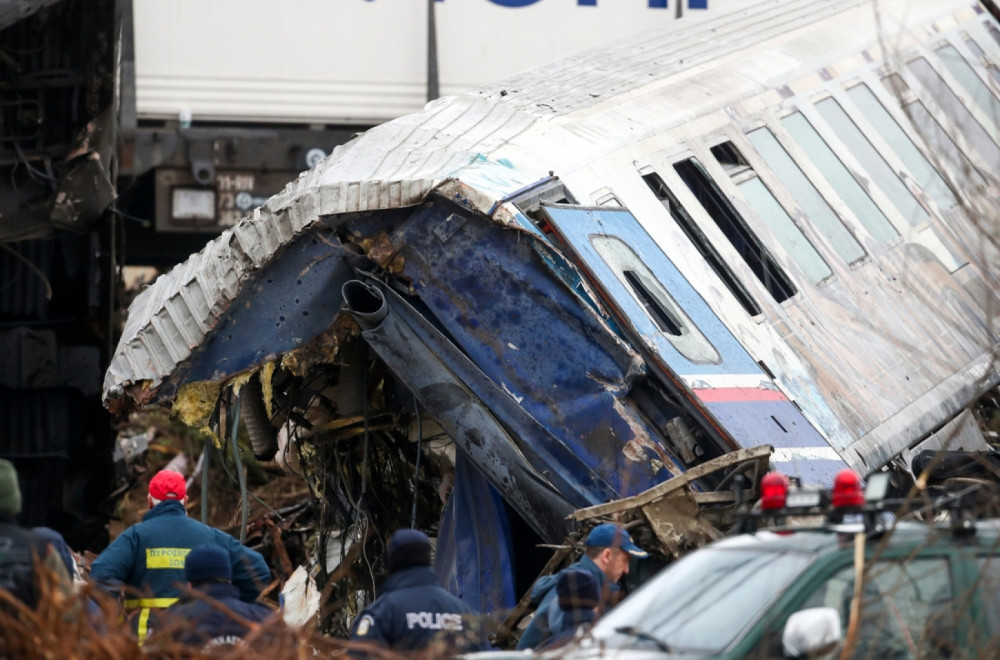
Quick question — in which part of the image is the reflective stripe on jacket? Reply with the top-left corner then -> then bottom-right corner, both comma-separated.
89,500 -> 270,642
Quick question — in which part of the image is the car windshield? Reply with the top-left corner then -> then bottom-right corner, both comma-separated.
591,545 -> 814,655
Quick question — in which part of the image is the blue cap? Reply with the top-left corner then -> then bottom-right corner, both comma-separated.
185,544 -> 232,583
585,523 -> 648,558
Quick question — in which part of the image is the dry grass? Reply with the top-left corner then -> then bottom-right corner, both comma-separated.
0,563 -> 484,660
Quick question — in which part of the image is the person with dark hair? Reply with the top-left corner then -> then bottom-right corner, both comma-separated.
160,544 -> 275,650
517,522 -> 648,650
349,528 -> 486,654
32,526 -> 103,624
0,459 -> 76,612
89,469 -> 270,644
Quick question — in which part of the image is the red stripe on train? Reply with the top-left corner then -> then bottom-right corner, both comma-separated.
693,387 -> 789,403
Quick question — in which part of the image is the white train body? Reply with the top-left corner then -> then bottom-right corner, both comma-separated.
107,0 -> 1000,612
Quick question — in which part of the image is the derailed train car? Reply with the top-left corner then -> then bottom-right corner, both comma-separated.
103,0 -> 1000,622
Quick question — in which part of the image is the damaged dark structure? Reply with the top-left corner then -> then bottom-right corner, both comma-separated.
0,0 -> 121,550
102,0 -> 1000,630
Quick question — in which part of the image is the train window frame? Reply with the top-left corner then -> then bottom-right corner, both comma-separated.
778,109 -> 900,247
640,169 -> 762,317
907,54 -> 1000,174
990,24 -> 1000,50
962,34 -> 1000,86
590,234 -> 722,366
671,154 -> 798,304
707,139 -> 834,285
935,43 -> 1000,129
744,125 -> 867,267
880,73 -> 987,189
592,188 -> 623,207
814,94 -> 931,230
845,81 -> 960,212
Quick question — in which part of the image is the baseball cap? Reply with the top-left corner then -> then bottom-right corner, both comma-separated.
585,523 -> 648,558
148,469 -> 187,501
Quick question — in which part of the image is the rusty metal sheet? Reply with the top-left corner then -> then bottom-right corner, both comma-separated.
642,489 -> 723,557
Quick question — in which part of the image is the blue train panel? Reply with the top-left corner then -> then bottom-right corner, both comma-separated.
540,205 -> 848,485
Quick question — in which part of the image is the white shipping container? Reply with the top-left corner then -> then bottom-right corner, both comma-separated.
133,0 -> 740,125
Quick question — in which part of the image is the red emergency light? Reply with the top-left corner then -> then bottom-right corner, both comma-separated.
760,472 -> 790,511
831,469 -> 865,509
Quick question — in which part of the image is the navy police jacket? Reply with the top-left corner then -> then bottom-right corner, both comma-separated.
349,565 -> 485,652
89,500 -> 270,606
166,581 -> 274,649
0,514 -> 72,610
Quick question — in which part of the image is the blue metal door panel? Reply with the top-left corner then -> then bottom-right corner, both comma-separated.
541,205 -> 848,485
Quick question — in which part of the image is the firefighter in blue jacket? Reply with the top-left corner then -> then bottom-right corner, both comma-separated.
349,528 -> 487,654
89,469 -> 270,644
159,543 -> 276,650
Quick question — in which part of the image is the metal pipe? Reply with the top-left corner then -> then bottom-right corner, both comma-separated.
201,436 -> 210,523
427,0 -> 439,102
230,389 -> 248,543
360,343 -> 370,501
411,392 -> 423,528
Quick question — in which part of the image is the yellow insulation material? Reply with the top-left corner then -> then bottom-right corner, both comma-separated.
174,381 -> 221,444
261,361 -> 276,419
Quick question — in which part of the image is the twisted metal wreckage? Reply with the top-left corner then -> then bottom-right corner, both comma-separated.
102,0 -> 1000,629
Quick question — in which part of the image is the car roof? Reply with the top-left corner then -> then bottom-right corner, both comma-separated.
709,520 -> 1000,555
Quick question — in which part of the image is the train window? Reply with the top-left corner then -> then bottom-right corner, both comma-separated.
881,74 -> 985,187
673,157 -> 798,303
781,112 -> 898,245
963,37 -> 1000,86
936,44 -> 1000,127
908,56 -> 1000,172
737,176 -> 833,284
815,96 -> 930,228
710,141 -> 832,284
846,83 -> 958,210
641,172 -> 761,316
593,190 -> 623,207
592,235 -> 721,365
746,127 -> 866,265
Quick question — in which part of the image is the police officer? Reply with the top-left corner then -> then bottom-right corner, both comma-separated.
349,528 -> 486,654
0,459 -> 75,612
89,469 -> 270,644
517,522 -> 648,650
160,544 -> 275,650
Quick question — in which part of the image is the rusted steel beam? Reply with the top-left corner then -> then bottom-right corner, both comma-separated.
568,445 -> 772,521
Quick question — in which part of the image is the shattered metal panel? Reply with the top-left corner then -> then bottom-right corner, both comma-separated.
172,230 -> 363,390
387,199 -> 686,498
343,279 -> 580,540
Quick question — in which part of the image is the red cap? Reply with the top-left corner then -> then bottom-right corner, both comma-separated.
148,470 -> 187,501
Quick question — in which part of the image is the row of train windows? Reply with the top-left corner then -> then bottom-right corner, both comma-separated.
636,32 -> 1000,319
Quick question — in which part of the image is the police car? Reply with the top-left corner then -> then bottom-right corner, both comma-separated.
480,469 -> 1000,659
